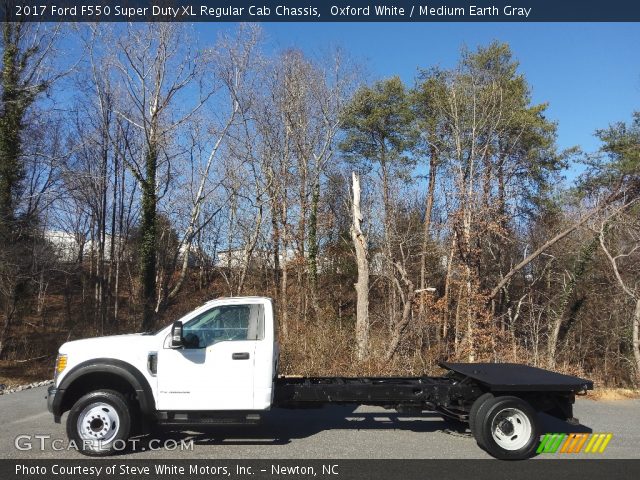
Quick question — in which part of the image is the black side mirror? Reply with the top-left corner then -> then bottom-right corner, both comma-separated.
171,321 -> 183,348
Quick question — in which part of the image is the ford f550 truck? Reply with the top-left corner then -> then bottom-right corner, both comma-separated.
46,296 -> 593,460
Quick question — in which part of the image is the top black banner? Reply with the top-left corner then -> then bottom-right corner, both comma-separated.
1,0 -> 639,22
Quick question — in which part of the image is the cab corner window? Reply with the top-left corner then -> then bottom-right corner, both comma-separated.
181,304 -> 264,348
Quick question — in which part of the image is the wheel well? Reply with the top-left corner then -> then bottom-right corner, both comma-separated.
61,372 -> 138,414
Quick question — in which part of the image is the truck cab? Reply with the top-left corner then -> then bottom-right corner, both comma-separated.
47,297 -> 278,454
155,297 -> 277,411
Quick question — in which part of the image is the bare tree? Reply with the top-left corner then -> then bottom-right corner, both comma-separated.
112,23 -> 211,329
598,208 -> 640,381
351,172 -> 369,360
157,24 -> 262,309
0,19 -> 66,358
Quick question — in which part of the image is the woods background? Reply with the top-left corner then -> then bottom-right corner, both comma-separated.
0,22 -> 639,388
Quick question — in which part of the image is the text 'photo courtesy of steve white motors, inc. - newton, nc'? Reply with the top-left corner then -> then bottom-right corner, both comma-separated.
14,463 -> 336,477
24,4 -> 534,19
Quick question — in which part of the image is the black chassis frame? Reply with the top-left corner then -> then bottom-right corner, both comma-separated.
273,362 -> 593,423
48,360 -> 592,426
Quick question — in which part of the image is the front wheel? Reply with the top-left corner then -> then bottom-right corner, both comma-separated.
476,396 -> 540,460
67,389 -> 132,456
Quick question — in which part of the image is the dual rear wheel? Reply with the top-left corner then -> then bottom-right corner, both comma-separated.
468,394 -> 540,460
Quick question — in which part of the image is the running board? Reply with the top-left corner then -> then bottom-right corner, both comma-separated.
156,411 -> 261,426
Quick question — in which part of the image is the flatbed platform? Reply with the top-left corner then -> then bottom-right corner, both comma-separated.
441,362 -> 593,392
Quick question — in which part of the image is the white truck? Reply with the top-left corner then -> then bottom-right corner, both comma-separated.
46,296 -> 593,460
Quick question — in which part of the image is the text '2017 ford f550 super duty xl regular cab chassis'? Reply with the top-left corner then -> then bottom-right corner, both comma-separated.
46,296 -> 593,460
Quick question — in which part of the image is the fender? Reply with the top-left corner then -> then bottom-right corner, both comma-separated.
52,358 -> 156,418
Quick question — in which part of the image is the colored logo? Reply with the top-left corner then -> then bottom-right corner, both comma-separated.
537,433 -> 612,454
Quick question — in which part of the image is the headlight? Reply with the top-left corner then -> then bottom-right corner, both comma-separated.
54,354 -> 67,380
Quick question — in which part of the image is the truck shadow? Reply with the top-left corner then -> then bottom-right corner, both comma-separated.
129,405 -> 592,453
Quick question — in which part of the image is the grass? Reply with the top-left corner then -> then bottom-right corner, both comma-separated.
585,388 -> 640,401
0,358 -> 53,389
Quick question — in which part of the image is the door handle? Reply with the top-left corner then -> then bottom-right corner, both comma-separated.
232,352 -> 250,360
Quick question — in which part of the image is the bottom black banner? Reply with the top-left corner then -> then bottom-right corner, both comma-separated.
3,459 -> 640,480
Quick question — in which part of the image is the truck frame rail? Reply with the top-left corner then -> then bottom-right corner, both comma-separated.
274,374 -> 481,410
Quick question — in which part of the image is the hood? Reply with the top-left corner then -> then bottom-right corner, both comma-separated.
59,333 -> 157,355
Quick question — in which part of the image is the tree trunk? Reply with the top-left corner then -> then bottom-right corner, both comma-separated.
113,154 -> 127,326
351,172 -> 369,360
271,205 -> 281,294
465,265 -> 475,362
0,23 -> 24,232
96,136 -> 108,334
453,286 -> 464,356
419,146 -> 438,318
441,233 -> 456,341
297,156 -> 308,323
633,298 -> 640,383
280,247 -> 289,336
140,144 -> 158,331
0,290 -> 17,360
307,177 -> 321,318
279,194 -> 289,337
547,312 -> 562,369
385,262 -> 416,362
237,205 -> 263,295
107,136 -> 119,325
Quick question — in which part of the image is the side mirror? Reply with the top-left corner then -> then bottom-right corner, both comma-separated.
170,321 -> 183,348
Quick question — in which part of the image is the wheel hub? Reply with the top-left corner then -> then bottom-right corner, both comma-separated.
498,418 -> 514,436
77,402 -> 120,445
490,407 -> 532,451
89,418 -> 104,432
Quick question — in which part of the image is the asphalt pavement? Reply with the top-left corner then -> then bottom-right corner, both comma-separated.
0,386 -> 638,459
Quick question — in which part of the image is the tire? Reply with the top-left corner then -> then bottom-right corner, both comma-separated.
468,392 -> 493,436
476,395 -> 540,460
67,389 -> 132,456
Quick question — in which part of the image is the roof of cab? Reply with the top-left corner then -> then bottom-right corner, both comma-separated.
205,296 -> 273,303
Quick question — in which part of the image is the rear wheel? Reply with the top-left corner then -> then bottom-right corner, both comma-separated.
476,396 -> 540,460
67,389 -> 132,456
468,392 -> 493,435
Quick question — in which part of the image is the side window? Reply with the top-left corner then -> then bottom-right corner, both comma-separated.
182,304 -> 264,348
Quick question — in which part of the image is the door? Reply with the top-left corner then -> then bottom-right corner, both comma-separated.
156,303 -> 264,411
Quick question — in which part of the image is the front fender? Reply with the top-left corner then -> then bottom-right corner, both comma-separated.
50,358 -> 155,420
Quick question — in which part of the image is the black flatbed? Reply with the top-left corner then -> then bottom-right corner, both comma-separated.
441,362 -> 593,392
